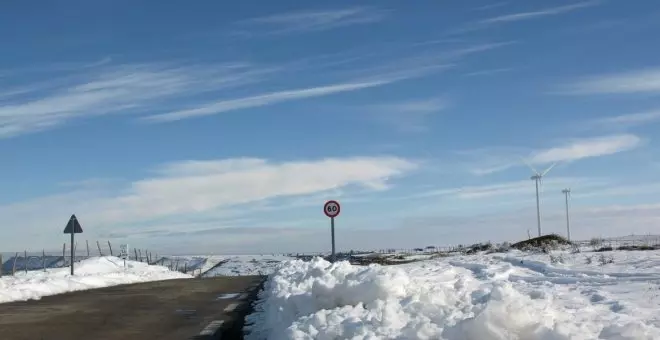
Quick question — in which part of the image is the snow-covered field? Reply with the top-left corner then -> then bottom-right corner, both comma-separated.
0,256 -> 190,304
245,250 -> 660,340
203,255 -> 292,277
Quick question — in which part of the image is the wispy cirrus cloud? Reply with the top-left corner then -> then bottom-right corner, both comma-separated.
0,62 -> 276,138
461,134 -> 642,175
529,134 -> 642,164
145,62 -> 452,122
560,67 -> 660,95
463,67 -> 512,77
478,1 -> 599,25
573,182 -> 660,199
145,79 -> 394,122
232,7 -> 388,36
593,110 -> 660,128
363,97 -> 448,132
407,176 -> 607,201
0,40 -> 513,136
453,1 -> 599,34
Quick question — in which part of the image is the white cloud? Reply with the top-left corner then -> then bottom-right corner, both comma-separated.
0,156 -> 416,250
563,68 -> 660,95
459,135 -> 642,175
364,98 -> 448,132
410,177 -> 606,201
593,110 -> 660,128
145,79 -> 393,122
0,40 -> 512,135
0,63 -> 275,138
529,134 -> 641,164
478,1 -> 599,25
235,7 -> 388,36
451,1 -> 598,34
574,182 -> 660,199
453,146 -> 530,175
145,60 -> 453,122
463,68 -> 512,77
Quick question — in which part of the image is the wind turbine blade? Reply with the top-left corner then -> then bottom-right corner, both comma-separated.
541,162 -> 557,176
519,156 -> 540,175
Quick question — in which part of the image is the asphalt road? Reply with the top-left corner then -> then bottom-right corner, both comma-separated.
0,275 -> 264,340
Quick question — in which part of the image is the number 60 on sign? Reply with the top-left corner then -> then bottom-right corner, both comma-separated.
324,200 -> 340,218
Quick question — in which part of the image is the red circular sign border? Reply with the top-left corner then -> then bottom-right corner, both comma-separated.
323,200 -> 341,218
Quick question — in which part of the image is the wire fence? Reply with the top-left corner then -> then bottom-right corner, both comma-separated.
0,240 -> 166,277
573,236 -> 660,250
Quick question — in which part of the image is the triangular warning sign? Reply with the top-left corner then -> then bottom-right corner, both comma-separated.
63,214 -> 83,234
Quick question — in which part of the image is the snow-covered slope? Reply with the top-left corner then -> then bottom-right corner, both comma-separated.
0,256 -> 191,304
203,255 -> 291,277
245,250 -> 660,340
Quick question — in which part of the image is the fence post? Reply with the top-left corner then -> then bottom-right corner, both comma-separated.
97,241 -> 103,256
175,259 -> 179,271
108,241 -> 113,256
138,249 -> 142,262
62,243 -> 66,267
86,240 -> 90,257
184,262 -> 187,273
13,252 -> 18,275
134,248 -> 138,261
43,249 -> 46,271
24,250 -> 28,274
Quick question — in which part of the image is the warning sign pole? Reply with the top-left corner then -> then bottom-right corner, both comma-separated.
70,229 -> 74,275
63,214 -> 84,276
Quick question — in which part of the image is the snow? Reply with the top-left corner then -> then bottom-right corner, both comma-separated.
203,255 -> 292,277
0,256 -> 191,304
245,250 -> 660,340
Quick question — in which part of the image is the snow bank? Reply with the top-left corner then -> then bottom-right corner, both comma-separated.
245,253 -> 660,340
0,256 -> 191,304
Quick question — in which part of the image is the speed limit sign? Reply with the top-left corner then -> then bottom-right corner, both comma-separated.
324,200 -> 341,218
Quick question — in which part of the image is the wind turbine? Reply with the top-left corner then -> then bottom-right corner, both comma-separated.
523,160 -> 556,237
562,188 -> 571,241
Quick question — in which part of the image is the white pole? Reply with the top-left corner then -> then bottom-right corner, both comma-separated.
534,176 -> 542,237
563,189 -> 571,241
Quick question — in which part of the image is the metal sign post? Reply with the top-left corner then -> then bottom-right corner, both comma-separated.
119,244 -> 129,270
63,214 -> 83,275
323,200 -> 341,262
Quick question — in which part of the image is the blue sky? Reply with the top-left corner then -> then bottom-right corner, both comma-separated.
2,0 -> 660,254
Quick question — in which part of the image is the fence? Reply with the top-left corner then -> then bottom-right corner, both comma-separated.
152,256 -> 210,277
0,240 -> 165,277
574,236 -> 660,250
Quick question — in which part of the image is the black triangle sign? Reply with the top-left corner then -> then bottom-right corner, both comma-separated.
63,214 -> 83,234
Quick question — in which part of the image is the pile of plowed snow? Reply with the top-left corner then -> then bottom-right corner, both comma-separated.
0,256 -> 190,303
245,251 -> 660,339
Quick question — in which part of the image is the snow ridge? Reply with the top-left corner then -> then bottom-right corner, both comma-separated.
0,256 -> 190,304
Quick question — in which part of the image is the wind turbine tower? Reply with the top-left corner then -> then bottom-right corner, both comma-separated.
524,161 -> 556,237
562,188 -> 571,241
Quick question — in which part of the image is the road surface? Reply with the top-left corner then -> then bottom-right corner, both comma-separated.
0,275 -> 264,340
